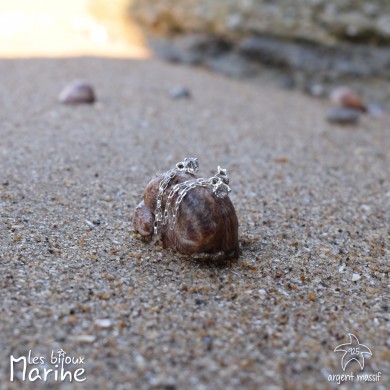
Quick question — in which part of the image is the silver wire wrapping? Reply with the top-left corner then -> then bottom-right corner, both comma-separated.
153,159 -> 231,236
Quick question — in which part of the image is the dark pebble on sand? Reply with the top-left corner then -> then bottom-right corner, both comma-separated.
170,87 -> 191,99
326,107 -> 360,125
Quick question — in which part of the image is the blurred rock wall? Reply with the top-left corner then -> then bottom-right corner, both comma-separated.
89,0 -> 390,100
127,0 -> 390,86
130,0 -> 390,46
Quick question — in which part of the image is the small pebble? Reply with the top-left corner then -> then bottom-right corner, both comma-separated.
170,87 -> 191,99
59,80 -> 96,104
339,265 -> 346,273
308,83 -> 325,97
85,220 -> 94,227
326,107 -> 360,125
307,293 -> 317,301
94,318 -> 112,328
359,204 -> 370,213
352,273 -> 361,282
202,336 -> 213,351
70,335 -> 96,343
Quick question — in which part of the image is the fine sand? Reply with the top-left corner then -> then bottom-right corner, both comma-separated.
0,57 -> 389,389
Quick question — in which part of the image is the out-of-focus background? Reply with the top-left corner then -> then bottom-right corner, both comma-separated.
1,0 -> 389,103
0,0 -> 147,57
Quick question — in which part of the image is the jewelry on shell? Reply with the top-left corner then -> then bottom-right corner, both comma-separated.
153,158 -> 231,236
154,157 -> 199,235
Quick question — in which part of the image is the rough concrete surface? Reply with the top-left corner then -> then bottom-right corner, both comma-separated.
0,57 -> 389,389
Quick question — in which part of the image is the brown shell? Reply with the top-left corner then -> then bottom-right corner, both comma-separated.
133,200 -> 154,237
58,80 -> 96,104
330,87 -> 366,112
133,171 -> 239,259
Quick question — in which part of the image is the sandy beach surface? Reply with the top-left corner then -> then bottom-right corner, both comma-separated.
0,56 -> 389,389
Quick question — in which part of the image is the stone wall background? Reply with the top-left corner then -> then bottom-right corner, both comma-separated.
130,0 -> 390,46
90,0 -> 390,102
